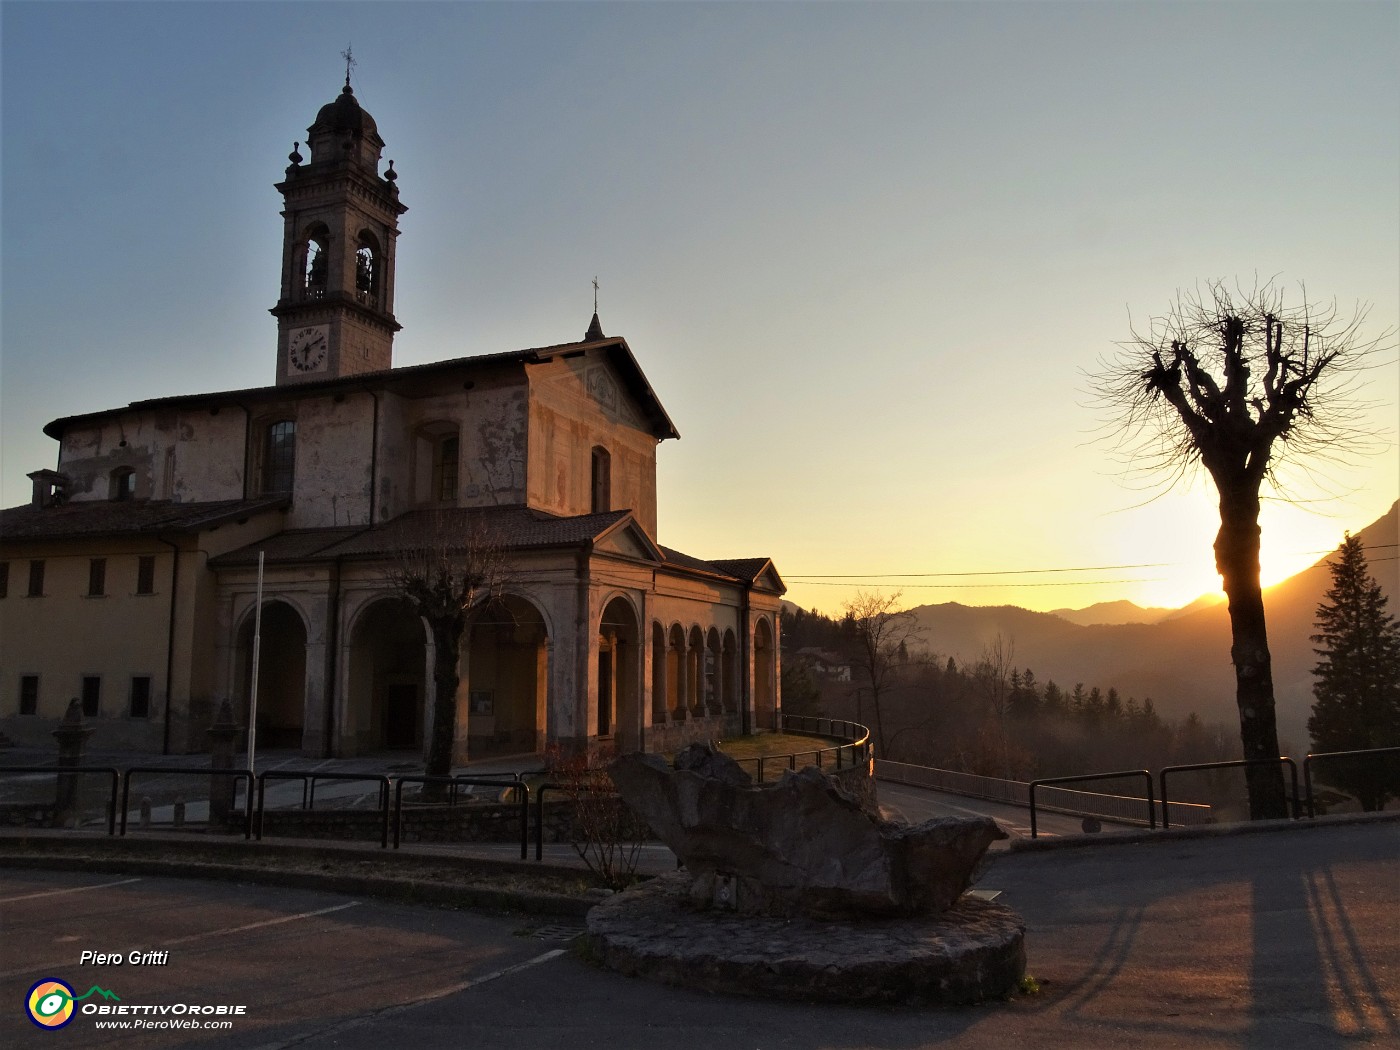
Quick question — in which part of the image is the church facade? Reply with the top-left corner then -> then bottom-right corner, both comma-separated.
0,82 -> 784,760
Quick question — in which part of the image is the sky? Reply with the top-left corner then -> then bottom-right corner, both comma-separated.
3,1 -> 1397,616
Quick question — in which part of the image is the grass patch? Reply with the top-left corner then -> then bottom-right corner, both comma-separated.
708,732 -> 844,762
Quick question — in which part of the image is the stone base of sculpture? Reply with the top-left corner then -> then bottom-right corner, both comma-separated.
583,871 -> 1026,1005
585,746 -> 1026,1004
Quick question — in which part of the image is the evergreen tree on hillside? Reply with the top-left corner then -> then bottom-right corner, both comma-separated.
1308,534 -> 1400,811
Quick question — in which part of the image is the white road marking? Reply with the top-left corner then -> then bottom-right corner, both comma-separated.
0,876 -> 142,903
246,947 -> 568,1049
163,901 -> 361,946
0,899 -> 360,979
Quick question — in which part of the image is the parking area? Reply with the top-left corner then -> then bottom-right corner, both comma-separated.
3,817 -> 1397,1050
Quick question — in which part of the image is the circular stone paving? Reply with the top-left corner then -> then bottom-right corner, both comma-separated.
583,871 -> 1025,1006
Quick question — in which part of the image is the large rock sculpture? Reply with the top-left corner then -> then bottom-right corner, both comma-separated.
609,746 -> 1005,919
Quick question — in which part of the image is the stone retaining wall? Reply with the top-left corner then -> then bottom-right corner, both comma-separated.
256,799 -> 569,844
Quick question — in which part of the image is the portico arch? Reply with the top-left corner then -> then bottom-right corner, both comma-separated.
467,594 -> 549,756
754,616 -> 776,730
234,600 -> 308,749
667,624 -> 686,721
598,596 -> 641,750
347,597 -> 426,754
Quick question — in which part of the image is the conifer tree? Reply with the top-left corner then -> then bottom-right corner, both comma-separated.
1307,534 -> 1400,811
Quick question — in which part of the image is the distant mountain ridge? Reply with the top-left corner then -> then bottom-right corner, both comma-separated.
1050,600 -> 1180,626
904,501 -> 1398,752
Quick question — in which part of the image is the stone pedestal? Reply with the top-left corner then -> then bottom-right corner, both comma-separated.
52,699 -> 93,828
206,699 -> 242,828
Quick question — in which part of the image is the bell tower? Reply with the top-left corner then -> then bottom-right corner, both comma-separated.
272,77 -> 406,385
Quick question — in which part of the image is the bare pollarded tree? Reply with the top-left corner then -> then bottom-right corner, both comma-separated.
1093,279 -> 1390,820
385,512 -> 512,780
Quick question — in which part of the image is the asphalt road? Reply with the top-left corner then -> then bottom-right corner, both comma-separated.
878,780 -> 1117,841
3,818 -> 1396,1050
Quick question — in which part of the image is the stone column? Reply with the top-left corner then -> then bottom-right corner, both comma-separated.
206,699 -> 242,828
52,699 -> 93,828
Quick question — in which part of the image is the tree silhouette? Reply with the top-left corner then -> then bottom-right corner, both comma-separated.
386,512 -> 511,780
1094,279 -> 1389,819
1308,534 -> 1400,811
841,590 -> 921,756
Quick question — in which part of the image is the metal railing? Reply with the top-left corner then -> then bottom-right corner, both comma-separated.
534,783 -> 565,861
255,771 -> 393,848
1303,746 -> 1400,817
877,759 -> 1212,828
391,776 -> 529,856
0,765 -> 121,835
118,767 -> 253,839
1159,758 -> 1301,827
1029,771 -> 1156,838
729,715 -> 870,781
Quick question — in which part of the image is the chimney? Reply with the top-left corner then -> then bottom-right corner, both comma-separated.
27,469 -> 69,508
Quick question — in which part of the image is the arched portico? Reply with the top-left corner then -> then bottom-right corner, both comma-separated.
234,600 -> 308,749
598,596 -> 642,751
467,594 -> 549,757
754,616 -> 776,730
346,597 -> 427,754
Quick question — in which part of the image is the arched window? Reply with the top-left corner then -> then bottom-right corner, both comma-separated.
355,232 -> 381,307
591,446 -> 611,514
109,468 -> 135,502
301,226 -> 329,300
263,421 -> 296,494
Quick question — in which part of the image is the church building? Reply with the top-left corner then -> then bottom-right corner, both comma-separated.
0,81 -> 784,760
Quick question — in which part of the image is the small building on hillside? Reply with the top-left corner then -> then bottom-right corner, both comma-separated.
0,81 -> 784,760
793,647 -> 853,684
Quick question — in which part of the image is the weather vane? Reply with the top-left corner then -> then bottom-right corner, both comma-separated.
341,44 -> 356,88
593,276 -> 599,314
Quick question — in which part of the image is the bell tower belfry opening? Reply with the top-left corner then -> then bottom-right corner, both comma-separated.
272,74 -> 406,385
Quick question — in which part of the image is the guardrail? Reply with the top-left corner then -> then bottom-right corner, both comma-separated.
877,759 -> 1212,829
734,715 -> 869,781
119,767 -> 253,839
1159,758 -> 1301,827
391,776 -> 529,857
534,782 -> 565,861
1303,746 -> 1400,817
1030,770 -> 1156,838
255,771 -> 393,847
0,765 -> 121,835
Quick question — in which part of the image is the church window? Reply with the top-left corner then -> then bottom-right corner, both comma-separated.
136,556 -> 156,595
110,468 -> 135,501
414,423 -> 459,505
591,446 -> 611,514
0,562 -> 8,599
264,420 -> 296,494
81,675 -> 101,717
19,675 -> 39,716
436,434 -> 459,502
27,560 -> 44,597
88,558 -> 106,597
129,676 -> 152,718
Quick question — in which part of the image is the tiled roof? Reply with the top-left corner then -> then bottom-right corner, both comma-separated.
44,337 -> 679,441
708,558 -> 774,583
0,497 -> 288,543
210,506 -> 633,566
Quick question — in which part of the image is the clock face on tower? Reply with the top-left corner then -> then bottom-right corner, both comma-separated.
287,325 -> 329,374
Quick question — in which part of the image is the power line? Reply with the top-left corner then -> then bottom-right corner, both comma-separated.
790,578 -> 1170,589
786,544 -> 1397,581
